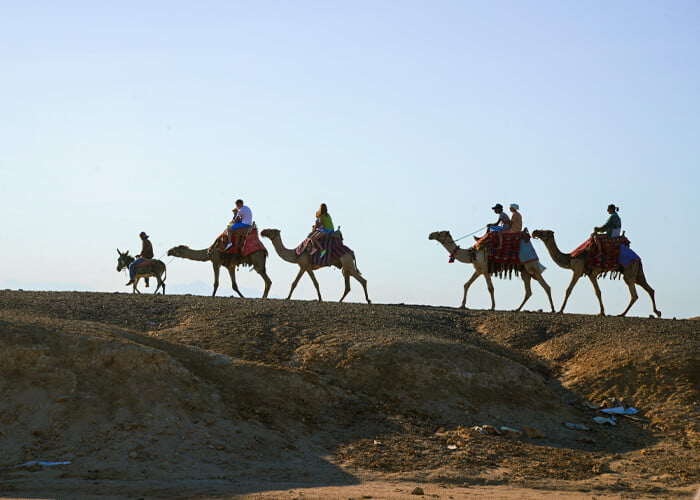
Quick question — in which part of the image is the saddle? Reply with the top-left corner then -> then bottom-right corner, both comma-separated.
217,226 -> 266,257
572,234 -> 632,274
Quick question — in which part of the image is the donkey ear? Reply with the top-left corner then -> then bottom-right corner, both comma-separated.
117,248 -> 121,255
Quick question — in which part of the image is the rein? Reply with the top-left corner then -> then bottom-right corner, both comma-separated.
453,226 -> 484,242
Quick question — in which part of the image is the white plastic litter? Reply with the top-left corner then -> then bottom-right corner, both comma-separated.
14,460 -> 71,468
592,416 -> 617,426
601,406 -> 638,415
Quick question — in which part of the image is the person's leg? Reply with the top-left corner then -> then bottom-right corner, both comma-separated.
127,258 -> 144,285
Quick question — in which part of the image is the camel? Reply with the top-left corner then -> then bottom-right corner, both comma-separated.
116,249 -> 166,294
260,229 -> 370,303
428,231 -> 555,312
167,242 -> 271,298
531,230 -> 661,317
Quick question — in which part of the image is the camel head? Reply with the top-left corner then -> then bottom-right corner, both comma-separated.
428,231 -> 451,243
260,228 -> 280,240
167,245 -> 188,257
532,230 -> 554,242
116,249 -> 133,272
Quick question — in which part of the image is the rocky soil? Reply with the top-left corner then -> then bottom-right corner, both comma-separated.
0,291 -> 697,499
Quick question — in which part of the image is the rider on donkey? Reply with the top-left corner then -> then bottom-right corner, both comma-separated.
126,232 -> 154,286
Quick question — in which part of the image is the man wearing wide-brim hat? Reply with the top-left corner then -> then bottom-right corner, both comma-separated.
126,232 -> 154,286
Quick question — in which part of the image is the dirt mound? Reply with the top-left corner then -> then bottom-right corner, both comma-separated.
0,291 -> 697,498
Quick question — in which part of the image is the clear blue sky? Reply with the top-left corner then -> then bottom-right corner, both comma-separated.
1,1 -> 698,317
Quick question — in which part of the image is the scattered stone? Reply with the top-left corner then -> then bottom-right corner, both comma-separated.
577,436 -> 595,444
499,426 -> 522,438
411,486 -> 425,495
580,399 -> 599,410
522,426 -> 545,439
447,444 -> 458,450
470,426 -> 488,435
564,422 -> 590,431
481,425 -> 501,435
591,462 -> 611,474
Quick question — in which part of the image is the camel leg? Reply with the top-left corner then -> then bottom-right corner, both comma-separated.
534,273 -> 555,312
307,269 -> 323,302
635,267 -> 661,317
515,274 -> 533,312
560,271 -> 584,313
287,268 -> 306,300
460,270 -> 481,309
618,273 -> 638,317
253,263 -> 272,299
227,266 -> 245,298
587,273 -> 605,316
340,266 -> 370,304
212,263 -> 220,297
340,269 -> 351,303
483,273 -> 496,310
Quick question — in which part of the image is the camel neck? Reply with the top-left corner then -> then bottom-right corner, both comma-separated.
269,235 -> 299,263
542,237 -> 572,269
175,248 -> 210,262
436,234 -> 474,263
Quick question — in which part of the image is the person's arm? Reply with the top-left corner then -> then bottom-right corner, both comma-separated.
595,215 -> 613,233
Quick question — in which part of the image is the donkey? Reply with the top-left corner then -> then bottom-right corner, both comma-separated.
116,249 -> 167,294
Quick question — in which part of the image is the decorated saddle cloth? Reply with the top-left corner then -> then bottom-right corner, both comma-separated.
217,227 -> 266,257
295,231 -> 352,267
474,231 -> 529,277
570,235 -> 635,273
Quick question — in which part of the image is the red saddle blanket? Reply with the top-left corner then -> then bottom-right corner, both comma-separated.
571,235 -> 631,272
473,231 -> 526,277
217,227 -> 266,257
295,232 -> 352,267
475,231 -> 525,262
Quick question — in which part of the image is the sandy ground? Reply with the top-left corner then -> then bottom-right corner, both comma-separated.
0,291 -> 697,499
